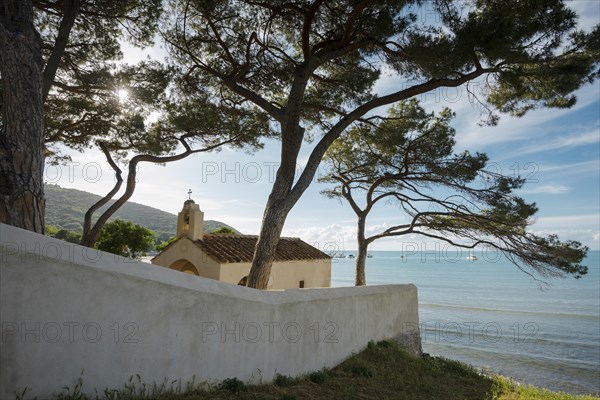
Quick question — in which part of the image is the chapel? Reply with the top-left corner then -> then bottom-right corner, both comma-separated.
151,198 -> 331,289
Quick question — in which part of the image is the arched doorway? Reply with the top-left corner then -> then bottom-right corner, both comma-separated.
169,259 -> 200,276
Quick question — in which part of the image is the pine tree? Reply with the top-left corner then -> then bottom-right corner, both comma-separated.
165,0 -> 598,288
321,99 -> 588,285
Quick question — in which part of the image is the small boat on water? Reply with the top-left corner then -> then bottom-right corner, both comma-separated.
466,251 -> 478,261
330,251 -> 346,258
367,253 -> 373,258
348,254 -> 355,258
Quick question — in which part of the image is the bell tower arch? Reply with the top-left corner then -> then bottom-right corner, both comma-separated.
176,196 -> 204,241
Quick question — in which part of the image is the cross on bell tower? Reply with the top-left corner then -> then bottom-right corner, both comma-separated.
176,191 -> 204,240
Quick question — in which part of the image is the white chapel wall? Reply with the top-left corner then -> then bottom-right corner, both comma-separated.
219,259 -> 331,289
151,236 -> 221,279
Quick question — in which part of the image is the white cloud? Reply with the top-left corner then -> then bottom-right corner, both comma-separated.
283,224 -> 357,250
210,215 -> 263,234
519,184 -> 570,195
530,214 -> 600,229
454,83 -> 600,151
283,214 -> 600,251
528,228 -> 600,250
282,221 -> 476,251
118,39 -> 167,64
512,127 -> 600,157
537,160 -> 600,177
567,0 -> 600,30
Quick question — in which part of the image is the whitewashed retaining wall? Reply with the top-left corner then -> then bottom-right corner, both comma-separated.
0,223 -> 420,399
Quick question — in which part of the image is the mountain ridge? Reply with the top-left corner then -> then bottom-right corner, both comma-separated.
44,184 -> 239,241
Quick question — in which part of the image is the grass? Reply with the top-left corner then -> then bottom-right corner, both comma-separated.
25,341 -> 599,400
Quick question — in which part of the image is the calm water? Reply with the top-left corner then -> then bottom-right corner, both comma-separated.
331,250 -> 600,395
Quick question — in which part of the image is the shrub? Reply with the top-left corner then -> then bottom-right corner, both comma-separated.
308,370 -> 328,384
273,373 -> 297,387
218,378 -> 246,393
346,360 -> 374,378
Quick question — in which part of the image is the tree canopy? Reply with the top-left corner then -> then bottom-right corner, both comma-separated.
164,0 -> 599,288
46,224 -> 81,244
212,226 -> 237,234
321,99 -> 588,285
95,219 -> 155,258
1,0 -> 162,232
34,0 -> 162,101
45,59 -> 269,248
31,0 -> 270,247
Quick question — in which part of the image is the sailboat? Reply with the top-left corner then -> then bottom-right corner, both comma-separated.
466,250 -> 478,261
333,237 -> 347,258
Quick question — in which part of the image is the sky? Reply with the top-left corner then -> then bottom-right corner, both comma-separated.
44,1 -> 600,252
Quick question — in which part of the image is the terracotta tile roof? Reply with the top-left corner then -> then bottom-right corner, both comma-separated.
192,234 -> 331,264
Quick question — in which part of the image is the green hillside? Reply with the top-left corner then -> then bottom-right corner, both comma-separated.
44,184 -> 239,241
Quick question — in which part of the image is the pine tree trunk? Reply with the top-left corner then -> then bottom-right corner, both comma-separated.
247,119 -> 305,289
79,147 -> 199,248
0,1 -> 46,233
355,241 -> 369,286
247,150 -> 299,289
81,145 -> 123,247
247,160 -> 297,288
355,216 -> 368,286
246,201 -> 289,289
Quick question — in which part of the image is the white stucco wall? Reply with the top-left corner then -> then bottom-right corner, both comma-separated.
0,224 -> 420,399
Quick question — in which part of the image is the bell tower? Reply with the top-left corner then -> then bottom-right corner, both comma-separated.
177,191 -> 204,241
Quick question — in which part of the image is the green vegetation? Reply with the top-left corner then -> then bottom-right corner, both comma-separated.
46,225 -> 81,244
95,220 -> 155,258
217,378 -> 246,394
44,184 -> 239,243
34,341 -> 598,400
155,236 -> 177,252
211,226 -> 237,234
272,374 -> 298,388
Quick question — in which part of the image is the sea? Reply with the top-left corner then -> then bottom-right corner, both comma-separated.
330,249 -> 600,395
